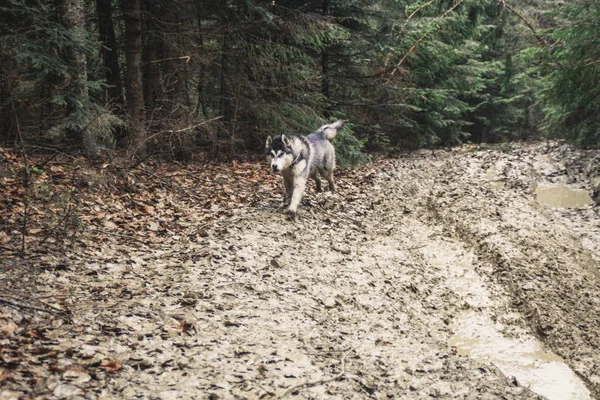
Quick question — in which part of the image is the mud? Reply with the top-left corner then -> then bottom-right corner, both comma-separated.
2,142 -> 599,399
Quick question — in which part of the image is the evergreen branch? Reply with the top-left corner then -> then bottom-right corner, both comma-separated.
498,0 -> 548,45
387,0 -> 467,81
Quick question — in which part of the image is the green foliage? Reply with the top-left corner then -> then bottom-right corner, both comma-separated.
47,104 -> 124,155
331,121 -> 369,168
0,0 -> 122,154
541,0 -> 600,147
2,0 -> 598,160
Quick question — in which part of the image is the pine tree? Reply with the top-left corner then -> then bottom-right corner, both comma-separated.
542,0 -> 600,147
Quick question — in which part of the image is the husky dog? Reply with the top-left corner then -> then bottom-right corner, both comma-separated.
265,120 -> 344,215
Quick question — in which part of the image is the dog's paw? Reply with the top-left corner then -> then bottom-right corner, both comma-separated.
285,209 -> 298,220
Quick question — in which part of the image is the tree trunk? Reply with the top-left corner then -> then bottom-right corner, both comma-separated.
122,0 -> 146,156
142,0 -> 159,111
58,0 -> 88,103
161,1 -> 189,113
57,0 -> 93,152
194,2 -> 206,116
96,0 -> 122,104
0,76 -> 13,145
219,34 -> 231,122
322,0 -> 331,115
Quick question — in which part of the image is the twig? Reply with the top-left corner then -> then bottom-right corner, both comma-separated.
148,55 -> 191,65
143,116 -> 223,143
276,342 -> 362,399
35,152 -> 61,169
39,193 -> 75,246
12,101 -> 29,256
406,0 -> 436,22
0,297 -> 65,315
384,0 -> 436,69
39,204 -> 72,246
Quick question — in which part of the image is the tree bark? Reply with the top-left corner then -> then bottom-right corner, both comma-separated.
194,2 -> 207,117
96,0 -> 123,104
58,0 -> 88,103
160,0 -> 189,113
122,0 -> 146,156
142,0 -> 159,110
57,0 -> 93,151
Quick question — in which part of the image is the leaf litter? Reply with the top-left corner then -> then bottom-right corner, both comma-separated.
0,142 -> 599,399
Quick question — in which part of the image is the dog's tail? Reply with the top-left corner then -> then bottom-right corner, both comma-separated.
317,119 -> 344,140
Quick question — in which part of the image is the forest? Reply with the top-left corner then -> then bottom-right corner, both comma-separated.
0,0 -> 598,166
2,1 -> 600,399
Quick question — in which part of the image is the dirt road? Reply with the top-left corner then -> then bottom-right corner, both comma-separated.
1,143 -> 599,399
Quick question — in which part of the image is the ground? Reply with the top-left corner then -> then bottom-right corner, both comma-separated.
0,142 -> 599,400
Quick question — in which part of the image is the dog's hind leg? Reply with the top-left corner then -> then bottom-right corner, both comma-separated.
313,173 -> 323,193
324,170 -> 335,192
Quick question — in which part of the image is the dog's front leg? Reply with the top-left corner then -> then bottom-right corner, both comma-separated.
287,176 -> 307,215
283,174 -> 293,205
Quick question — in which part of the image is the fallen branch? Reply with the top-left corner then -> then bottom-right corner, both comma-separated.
0,297 -> 65,315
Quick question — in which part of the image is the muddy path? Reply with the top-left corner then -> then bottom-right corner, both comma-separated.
1,143 -> 599,399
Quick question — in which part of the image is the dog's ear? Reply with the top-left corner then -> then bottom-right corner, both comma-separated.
265,135 -> 272,149
281,134 -> 291,147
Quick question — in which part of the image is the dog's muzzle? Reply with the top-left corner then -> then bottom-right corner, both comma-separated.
272,165 -> 280,172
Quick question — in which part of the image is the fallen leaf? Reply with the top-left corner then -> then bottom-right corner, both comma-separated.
104,220 -> 118,230
0,390 -> 21,400
0,320 -> 18,336
100,359 -> 122,373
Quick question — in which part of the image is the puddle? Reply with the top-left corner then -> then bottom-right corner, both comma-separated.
535,184 -> 591,209
449,312 -> 590,400
423,239 -> 590,400
484,167 -> 505,189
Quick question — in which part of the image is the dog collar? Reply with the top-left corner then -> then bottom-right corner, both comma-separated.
290,152 -> 303,167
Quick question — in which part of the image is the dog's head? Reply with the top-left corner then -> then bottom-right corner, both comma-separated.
265,134 -> 296,173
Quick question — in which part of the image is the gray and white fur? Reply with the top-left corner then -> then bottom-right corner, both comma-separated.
265,120 -> 344,215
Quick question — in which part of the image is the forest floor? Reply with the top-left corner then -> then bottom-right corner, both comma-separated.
1,142 -> 599,400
